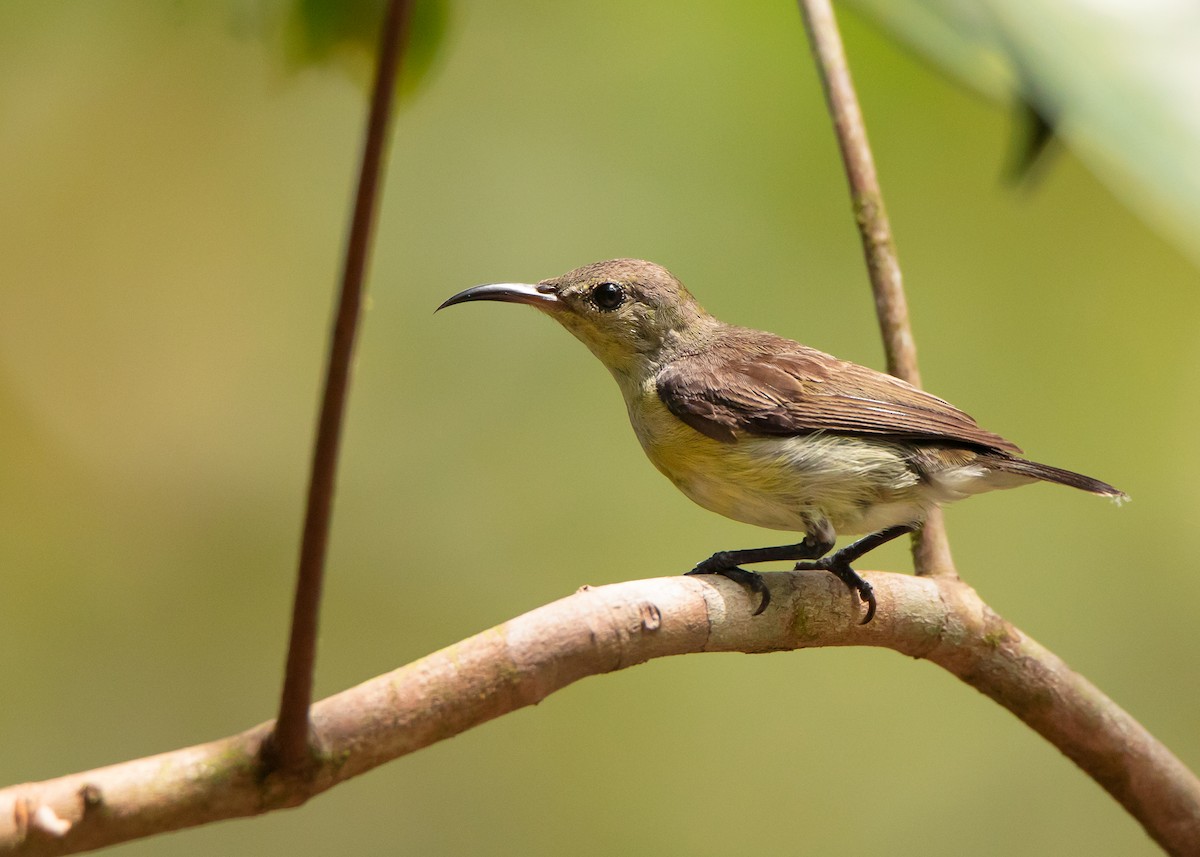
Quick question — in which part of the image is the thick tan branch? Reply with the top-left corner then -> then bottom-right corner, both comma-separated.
2,574 -> 1196,855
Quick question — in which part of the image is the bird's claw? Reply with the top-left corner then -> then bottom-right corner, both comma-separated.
854,578 -> 877,625
687,563 -> 771,615
688,552 -> 730,578
794,557 -> 876,624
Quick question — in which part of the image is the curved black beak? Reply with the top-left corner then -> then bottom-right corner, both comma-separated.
436,282 -> 558,312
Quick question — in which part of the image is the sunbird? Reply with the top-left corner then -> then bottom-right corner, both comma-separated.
438,259 -> 1124,623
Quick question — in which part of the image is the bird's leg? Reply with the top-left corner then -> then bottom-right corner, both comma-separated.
794,524 -> 917,625
687,536 -> 834,616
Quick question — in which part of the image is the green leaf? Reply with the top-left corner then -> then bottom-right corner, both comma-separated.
239,0 -> 450,101
845,0 -> 1200,268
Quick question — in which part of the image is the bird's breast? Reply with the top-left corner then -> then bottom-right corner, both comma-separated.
623,379 -> 933,535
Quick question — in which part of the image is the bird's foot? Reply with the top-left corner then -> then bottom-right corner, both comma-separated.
792,524 -> 915,624
794,555 -> 876,625
687,558 -> 771,616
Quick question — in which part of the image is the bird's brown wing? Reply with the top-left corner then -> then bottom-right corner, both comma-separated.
656,332 -> 1022,453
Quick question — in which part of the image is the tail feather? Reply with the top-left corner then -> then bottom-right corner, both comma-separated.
987,456 -> 1127,500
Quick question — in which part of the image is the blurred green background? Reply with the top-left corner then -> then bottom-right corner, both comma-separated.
2,2 -> 1197,855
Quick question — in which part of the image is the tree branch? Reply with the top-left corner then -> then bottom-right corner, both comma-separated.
274,0 -> 414,772
2,573 -> 1197,856
796,0 -> 955,578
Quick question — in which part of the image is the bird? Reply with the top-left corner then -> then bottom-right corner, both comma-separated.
437,259 -> 1125,623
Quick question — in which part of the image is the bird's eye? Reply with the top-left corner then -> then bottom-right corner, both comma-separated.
590,282 -> 625,311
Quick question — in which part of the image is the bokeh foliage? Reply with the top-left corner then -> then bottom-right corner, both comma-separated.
280,0 -> 448,98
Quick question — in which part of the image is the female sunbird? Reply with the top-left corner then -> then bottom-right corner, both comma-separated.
439,259 -> 1124,623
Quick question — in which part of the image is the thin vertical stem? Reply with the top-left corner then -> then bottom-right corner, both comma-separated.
796,0 -> 955,577
273,0 -> 414,772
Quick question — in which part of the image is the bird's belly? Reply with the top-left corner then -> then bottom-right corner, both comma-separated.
628,395 -> 931,535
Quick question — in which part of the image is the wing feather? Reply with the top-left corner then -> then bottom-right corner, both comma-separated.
656,329 -> 1022,453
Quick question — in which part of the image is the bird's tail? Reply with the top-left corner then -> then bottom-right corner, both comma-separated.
987,455 -> 1128,501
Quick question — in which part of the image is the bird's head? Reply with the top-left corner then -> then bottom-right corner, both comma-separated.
438,259 -> 717,379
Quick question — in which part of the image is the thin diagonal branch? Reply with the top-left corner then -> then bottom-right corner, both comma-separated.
796,0 -> 955,577
798,0 -> 918,385
274,0 -> 414,772
3,573 -> 1198,856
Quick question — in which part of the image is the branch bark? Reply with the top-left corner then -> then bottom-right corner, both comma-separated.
2,573 -> 1197,856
